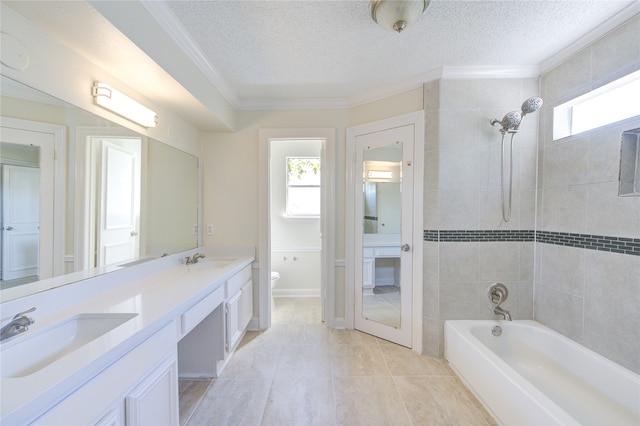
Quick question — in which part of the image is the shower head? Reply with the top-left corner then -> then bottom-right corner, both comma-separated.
521,97 -> 543,116
501,111 -> 522,129
490,111 -> 521,132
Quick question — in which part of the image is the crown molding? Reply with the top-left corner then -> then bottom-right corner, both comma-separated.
440,65 -> 541,79
140,0 -> 239,108
540,2 -> 640,74
236,96 -> 350,111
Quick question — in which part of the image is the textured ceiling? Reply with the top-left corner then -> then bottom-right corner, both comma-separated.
164,0 -> 637,101
3,0 -> 638,127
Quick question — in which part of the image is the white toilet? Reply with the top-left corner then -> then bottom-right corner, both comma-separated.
270,271 -> 280,309
270,271 -> 280,288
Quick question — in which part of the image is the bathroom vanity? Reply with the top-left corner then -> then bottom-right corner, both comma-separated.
0,248 -> 255,425
362,234 -> 401,295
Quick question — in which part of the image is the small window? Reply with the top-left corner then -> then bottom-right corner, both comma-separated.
286,157 -> 320,217
553,70 -> 640,140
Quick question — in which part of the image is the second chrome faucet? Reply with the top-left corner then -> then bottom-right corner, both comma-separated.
185,253 -> 206,265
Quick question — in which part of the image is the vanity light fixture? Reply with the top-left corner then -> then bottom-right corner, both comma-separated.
368,170 -> 393,179
92,81 -> 157,128
371,0 -> 430,33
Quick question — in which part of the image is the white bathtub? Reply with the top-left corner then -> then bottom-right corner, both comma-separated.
445,320 -> 640,426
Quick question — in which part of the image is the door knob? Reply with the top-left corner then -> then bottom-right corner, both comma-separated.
5,226 -> 13,231
401,244 -> 411,252
130,231 -> 139,237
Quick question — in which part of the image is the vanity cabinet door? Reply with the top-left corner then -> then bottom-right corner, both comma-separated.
95,407 -> 124,426
239,279 -> 253,331
125,354 -> 179,425
225,290 -> 243,353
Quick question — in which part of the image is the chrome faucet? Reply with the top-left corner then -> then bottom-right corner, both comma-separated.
487,283 -> 512,321
493,305 -> 512,321
185,253 -> 205,265
1,307 -> 36,342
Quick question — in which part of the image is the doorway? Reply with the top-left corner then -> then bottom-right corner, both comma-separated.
89,137 -> 142,267
258,129 -> 336,330
346,112 -> 424,350
0,117 -> 65,289
76,127 -> 143,271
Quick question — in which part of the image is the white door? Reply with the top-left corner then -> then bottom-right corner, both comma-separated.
2,165 -> 40,280
0,127 -> 55,282
354,124 -> 415,347
96,139 -> 141,266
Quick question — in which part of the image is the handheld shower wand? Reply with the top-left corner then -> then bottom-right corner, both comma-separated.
490,97 -> 543,221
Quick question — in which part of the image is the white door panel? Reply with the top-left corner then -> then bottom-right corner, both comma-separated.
1,126 -> 55,282
354,124 -> 415,347
95,139 -> 141,266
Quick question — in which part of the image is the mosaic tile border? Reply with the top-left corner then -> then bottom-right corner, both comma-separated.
423,230 -> 640,256
422,230 -> 534,242
536,231 -> 640,256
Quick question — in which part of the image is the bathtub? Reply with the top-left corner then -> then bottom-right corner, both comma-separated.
445,320 -> 640,426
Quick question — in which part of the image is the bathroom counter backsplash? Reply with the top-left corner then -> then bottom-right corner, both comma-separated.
0,247 -> 255,422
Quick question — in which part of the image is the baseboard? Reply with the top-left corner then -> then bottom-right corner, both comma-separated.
334,317 -> 346,329
247,317 -> 261,331
272,288 -> 320,298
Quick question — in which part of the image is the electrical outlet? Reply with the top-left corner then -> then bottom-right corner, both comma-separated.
207,224 -> 214,235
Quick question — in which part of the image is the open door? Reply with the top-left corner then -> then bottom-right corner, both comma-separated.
92,137 -> 141,267
354,124 -> 415,347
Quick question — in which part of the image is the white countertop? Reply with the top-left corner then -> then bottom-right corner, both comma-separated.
0,248 -> 254,424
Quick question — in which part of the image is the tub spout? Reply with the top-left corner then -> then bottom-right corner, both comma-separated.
494,305 -> 512,321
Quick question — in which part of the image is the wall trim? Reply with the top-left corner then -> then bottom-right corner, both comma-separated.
272,288 -> 321,298
141,0 -> 239,108
272,247 -> 322,253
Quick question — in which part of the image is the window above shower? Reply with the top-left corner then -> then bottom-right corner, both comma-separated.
285,157 -> 321,217
553,69 -> 640,140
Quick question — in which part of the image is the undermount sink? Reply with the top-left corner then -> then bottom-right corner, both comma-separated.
0,313 -> 138,379
187,258 -> 235,270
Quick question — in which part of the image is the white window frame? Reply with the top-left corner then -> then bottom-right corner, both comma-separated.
285,156 -> 321,218
553,69 -> 640,140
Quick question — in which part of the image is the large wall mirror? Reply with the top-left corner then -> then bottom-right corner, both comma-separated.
0,75 -> 199,302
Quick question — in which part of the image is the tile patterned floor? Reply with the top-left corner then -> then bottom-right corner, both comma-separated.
180,297 -> 496,425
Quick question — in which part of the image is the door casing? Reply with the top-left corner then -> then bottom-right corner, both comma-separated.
258,128 -> 336,330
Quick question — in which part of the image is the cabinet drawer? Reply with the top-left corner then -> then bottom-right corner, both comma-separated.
226,265 -> 252,297
181,285 -> 225,335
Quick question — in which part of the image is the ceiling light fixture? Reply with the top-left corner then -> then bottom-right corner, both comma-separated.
371,0 -> 430,33
92,81 -> 158,128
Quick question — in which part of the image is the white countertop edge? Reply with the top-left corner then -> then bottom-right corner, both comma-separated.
1,247 -> 255,423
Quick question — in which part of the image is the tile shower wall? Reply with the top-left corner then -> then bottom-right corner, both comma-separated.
537,15 -> 640,373
422,77 -> 539,358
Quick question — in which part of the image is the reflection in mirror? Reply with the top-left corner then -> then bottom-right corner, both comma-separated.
362,143 -> 402,328
0,75 -> 198,301
1,143 -> 41,287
